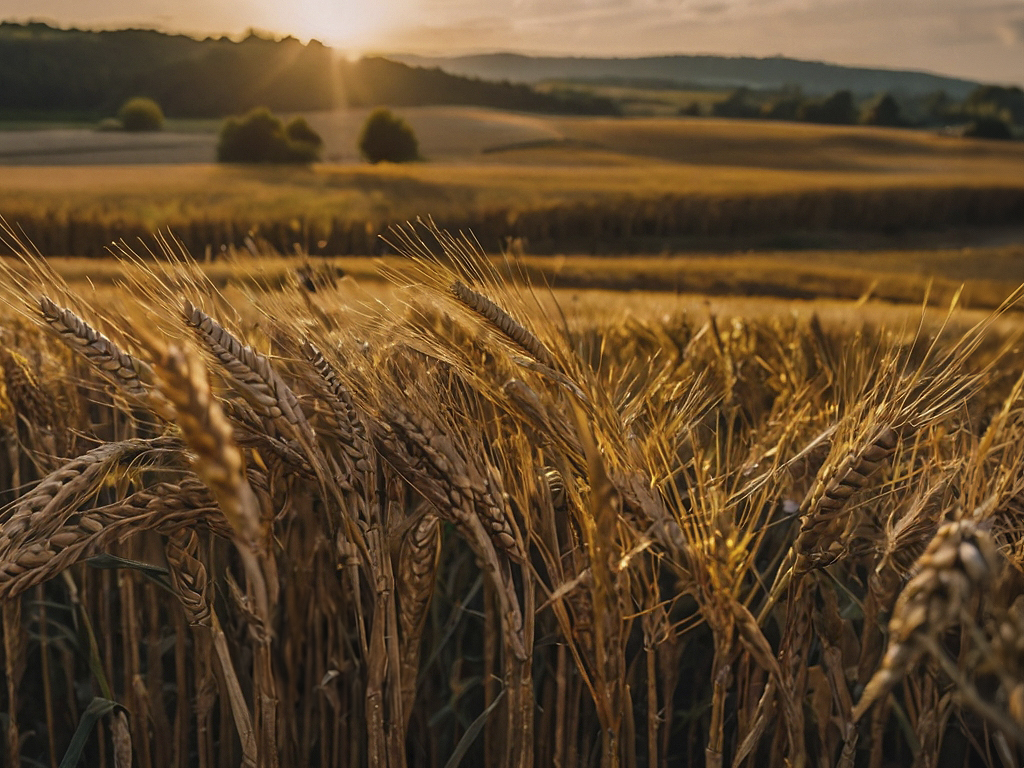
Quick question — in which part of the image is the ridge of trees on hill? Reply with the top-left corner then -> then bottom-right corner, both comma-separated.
0,22 -> 616,119
338,57 -> 618,115
0,23 -> 333,117
390,52 -> 984,100
704,84 -> 1023,136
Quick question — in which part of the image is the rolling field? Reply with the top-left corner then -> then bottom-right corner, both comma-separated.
1,109 -> 1023,257
2,158 -> 1021,229
541,115 -> 1024,171
0,107 -> 561,165
6,106 -> 1020,171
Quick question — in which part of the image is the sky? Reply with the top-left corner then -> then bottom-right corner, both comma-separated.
2,0 -> 1023,86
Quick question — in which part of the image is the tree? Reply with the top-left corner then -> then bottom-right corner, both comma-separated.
358,108 -> 420,163
963,117 -> 1013,141
964,85 -> 1024,126
799,90 -> 857,125
861,93 -> 904,127
761,96 -> 803,121
711,87 -> 760,119
217,107 -> 323,163
118,96 -> 164,131
923,90 -> 952,123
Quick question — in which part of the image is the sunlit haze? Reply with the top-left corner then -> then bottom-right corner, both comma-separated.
260,0 -> 406,49
2,0 -> 1023,85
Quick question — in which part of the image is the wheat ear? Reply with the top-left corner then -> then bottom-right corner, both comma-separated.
396,507 -> 440,723
183,300 -> 306,427
301,340 -> 373,469
165,529 -> 212,627
450,280 -> 557,369
0,478 -> 229,599
853,520 -> 1001,722
0,436 -> 185,542
0,347 -> 55,427
794,424 -> 899,568
150,342 -> 262,546
38,296 -> 155,399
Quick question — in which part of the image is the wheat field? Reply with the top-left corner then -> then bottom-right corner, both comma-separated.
0,222 -> 1023,768
2,110 -> 1023,256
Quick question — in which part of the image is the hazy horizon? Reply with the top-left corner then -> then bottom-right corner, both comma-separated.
2,0 -> 1023,87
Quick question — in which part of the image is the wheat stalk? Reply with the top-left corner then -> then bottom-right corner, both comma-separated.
0,346 -> 55,428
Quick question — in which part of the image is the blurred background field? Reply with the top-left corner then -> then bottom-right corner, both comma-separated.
3,105 -> 1023,167
1,20 -> 1022,282
1,107 -> 1023,274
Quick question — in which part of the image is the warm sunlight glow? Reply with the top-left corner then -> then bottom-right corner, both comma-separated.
2,0 -> 1021,83
273,0 -> 396,50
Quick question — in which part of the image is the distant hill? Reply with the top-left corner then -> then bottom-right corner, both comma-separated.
0,22 -> 616,119
338,58 -> 617,115
387,53 -> 982,99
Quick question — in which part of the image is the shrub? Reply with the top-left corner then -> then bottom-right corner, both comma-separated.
358,108 -> 420,163
217,108 -> 323,163
285,116 -> 324,149
964,85 -> 1024,126
117,97 -> 164,132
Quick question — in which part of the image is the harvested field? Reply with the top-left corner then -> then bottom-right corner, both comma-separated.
1,223 -> 1023,767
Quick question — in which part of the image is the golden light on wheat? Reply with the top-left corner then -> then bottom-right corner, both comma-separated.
0,220 -> 1022,767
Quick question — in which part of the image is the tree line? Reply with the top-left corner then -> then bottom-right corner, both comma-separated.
696,84 -> 1024,137
0,22 -> 617,119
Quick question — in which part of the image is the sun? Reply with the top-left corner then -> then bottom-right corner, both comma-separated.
281,0 -> 396,50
